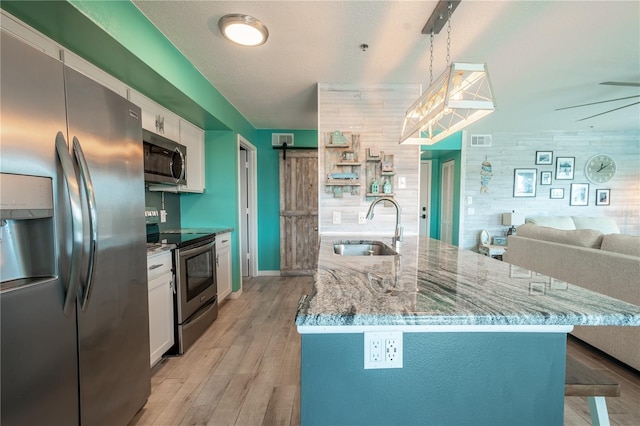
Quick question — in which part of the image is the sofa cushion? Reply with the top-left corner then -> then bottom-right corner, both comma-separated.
571,216 -> 620,234
525,216 -> 576,230
516,223 -> 604,248
600,233 -> 640,257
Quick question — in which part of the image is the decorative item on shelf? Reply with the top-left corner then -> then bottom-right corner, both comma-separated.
399,2 -> 495,145
371,178 -> 380,194
493,236 -> 507,246
480,156 -> 492,193
327,130 -> 348,146
480,229 -> 490,245
381,160 -> 393,173
367,147 -> 380,160
382,177 -> 392,194
342,151 -> 355,161
502,211 -> 524,236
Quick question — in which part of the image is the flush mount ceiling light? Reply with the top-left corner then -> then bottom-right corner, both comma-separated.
219,14 -> 269,47
400,0 -> 496,145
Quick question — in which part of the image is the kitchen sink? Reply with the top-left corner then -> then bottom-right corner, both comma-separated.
333,240 -> 398,256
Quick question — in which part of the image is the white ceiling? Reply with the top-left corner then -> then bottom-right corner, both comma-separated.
133,1 -> 640,133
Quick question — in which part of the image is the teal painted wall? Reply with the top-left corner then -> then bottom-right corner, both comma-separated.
301,332 -> 566,425
255,130 -> 318,271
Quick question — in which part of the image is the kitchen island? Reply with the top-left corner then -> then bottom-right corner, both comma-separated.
295,235 -> 640,426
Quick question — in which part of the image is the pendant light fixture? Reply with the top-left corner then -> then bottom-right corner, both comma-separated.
219,14 -> 269,47
400,1 -> 496,145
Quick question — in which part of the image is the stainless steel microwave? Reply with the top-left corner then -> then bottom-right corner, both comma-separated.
142,129 -> 187,185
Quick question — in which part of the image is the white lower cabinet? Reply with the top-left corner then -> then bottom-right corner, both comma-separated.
216,233 -> 232,301
147,251 -> 175,367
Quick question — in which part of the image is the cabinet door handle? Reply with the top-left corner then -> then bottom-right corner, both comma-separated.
169,278 -> 176,294
216,254 -> 219,267
221,239 -> 229,243
149,264 -> 163,270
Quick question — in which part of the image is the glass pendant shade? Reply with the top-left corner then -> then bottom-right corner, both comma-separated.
400,62 -> 496,144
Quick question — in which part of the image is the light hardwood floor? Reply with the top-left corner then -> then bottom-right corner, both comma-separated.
130,276 -> 640,426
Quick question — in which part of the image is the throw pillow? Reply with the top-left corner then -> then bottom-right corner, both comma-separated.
525,216 -> 576,230
517,223 -> 604,248
571,216 -> 620,234
600,234 -> 640,257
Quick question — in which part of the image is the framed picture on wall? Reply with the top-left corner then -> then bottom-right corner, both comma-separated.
550,188 -> 564,199
513,168 -> 537,197
540,171 -> 552,185
536,151 -> 553,165
595,189 -> 611,206
555,157 -> 575,180
570,183 -> 589,206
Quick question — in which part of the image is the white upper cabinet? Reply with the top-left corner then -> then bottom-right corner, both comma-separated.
128,89 -> 180,142
178,119 -> 206,193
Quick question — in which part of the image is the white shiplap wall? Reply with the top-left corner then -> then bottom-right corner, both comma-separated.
318,83 -> 421,235
461,130 -> 640,250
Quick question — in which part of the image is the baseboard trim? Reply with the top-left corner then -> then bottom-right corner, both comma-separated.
257,270 -> 281,276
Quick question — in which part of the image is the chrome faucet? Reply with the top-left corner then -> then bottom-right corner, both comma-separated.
366,197 -> 403,249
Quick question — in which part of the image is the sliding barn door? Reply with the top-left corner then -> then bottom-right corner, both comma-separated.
279,150 -> 318,276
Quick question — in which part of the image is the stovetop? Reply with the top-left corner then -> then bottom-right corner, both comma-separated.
146,226 -> 216,248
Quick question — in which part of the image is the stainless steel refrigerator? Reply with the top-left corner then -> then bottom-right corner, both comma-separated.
0,30 -> 151,425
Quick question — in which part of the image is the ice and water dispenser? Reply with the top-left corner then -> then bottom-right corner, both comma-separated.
0,173 -> 55,290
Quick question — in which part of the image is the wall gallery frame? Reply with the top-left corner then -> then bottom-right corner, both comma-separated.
570,183 -> 589,206
595,189 -> 611,206
513,168 -> 537,197
555,157 -> 575,180
536,151 -> 553,165
550,188 -> 564,199
540,171 -> 552,185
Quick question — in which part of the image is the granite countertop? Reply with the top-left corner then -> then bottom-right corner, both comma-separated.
295,235 -> 640,330
146,243 -> 175,256
160,227 -> 234,235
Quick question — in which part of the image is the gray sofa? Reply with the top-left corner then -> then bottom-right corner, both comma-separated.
504,216 -> 640,371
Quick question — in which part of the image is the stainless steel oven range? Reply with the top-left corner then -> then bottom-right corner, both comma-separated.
147,224 -> 218,354
173,233 -> 217,354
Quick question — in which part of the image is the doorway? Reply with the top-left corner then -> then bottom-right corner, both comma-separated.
237,135 -> 257,279
419,160 -> 432,237
440,160 -> 455,244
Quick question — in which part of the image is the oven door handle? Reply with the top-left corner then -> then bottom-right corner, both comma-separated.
179,240 -> 215,258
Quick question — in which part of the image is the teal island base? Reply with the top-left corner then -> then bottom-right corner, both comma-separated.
300,331 -> 567,426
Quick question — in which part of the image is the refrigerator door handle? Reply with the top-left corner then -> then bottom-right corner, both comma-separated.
72,136 -> 98,312
55,132 -> 83,317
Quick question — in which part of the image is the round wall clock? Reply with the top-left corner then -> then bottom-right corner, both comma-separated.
585,154 -> 617,184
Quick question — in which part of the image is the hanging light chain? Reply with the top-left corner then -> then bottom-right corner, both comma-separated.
446,0 -> 452,65
429,31 -> 434,84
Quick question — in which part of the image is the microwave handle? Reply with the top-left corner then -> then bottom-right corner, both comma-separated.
173,147 -> 185,182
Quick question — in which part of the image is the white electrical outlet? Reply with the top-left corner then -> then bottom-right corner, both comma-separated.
160,210 -> 167,223
364,331 -> 403,369
358,211 -> 366,224
332,211 -> 341,224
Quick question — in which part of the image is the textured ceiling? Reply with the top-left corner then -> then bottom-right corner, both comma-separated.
133,1 -> 640,133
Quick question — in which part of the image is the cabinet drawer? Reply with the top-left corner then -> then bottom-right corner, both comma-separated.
147,251 -> 172,279
217,233 -> 231,249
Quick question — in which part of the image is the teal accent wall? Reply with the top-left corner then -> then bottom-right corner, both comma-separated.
420,132 -> 463,244
255,130 -> 318,271
301,332 -> 566,425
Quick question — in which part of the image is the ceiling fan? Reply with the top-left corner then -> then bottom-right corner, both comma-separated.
555,81 -> 640,122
